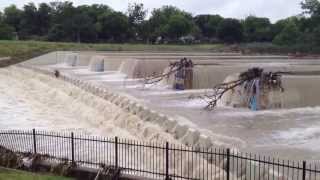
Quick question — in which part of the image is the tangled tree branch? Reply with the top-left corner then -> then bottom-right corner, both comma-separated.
199,67 -> 284,110
201,79 -> 246,110
144,58 -> 193,85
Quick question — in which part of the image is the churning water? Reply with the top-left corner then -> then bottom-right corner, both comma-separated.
2,52 -> 320,162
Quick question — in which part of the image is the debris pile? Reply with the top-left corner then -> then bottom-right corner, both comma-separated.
144,58 -> 194,90
200,67 -> 284,110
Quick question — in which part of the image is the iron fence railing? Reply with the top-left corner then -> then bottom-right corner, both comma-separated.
0,129 -> 319,180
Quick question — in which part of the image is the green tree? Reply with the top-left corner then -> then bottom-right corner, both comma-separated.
127,3 -> 147,40
47,3 -> 97,43
243,16 -> 273,42
48,24 -> 67,41
165,14 -> 193,39
273,21 -> 300,45
138,20 -> 152,43
128,3 -> 147,26
19,3 -> 38,38
301,0 -> 320,17
312,25 -> 320,45
3,5 -> 22,32
77,4 -> 113,23
72,13 -> 97,43
194,15 -> 223,38
217,18 -> 243,43
98,12 -> 129,42
37,3 -> 52,36
149,5 -> 193,39
0,22 -> 15,40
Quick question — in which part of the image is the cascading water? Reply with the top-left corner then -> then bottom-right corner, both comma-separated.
64,53 -> 78,66
0,66 -> 180,142
0,66 -> 230,179
88,56 -> 105,72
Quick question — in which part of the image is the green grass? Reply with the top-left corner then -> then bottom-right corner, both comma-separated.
0,168 -> 74,180
0,40 -> 226,67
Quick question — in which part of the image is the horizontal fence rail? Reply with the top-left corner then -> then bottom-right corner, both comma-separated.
0,129 -> 320,180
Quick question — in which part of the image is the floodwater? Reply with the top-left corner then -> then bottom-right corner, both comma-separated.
0,67 -> 134,138
2,52 -> 320,162
115,82 -> 320,161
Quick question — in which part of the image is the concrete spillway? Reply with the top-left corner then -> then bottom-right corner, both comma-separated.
2,51 -> 320,162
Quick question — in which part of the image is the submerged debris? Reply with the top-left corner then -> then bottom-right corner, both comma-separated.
200,67 -> 284,110
54,70 -> 60,78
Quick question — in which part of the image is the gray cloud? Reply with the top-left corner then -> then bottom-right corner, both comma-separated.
0,0 -> 302,22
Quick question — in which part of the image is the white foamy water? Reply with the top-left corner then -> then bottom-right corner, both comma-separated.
0,66 -> 227,179
0,67 -> 179,143
0,68 -> 130,137
153,97 -> 320,160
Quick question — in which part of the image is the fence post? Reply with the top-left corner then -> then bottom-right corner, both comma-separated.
32,129 -> 37,154
302,161 -> 306,180
226,148 -> 230,180
71,132 -> 75,164
115,137 -> 118,168
165,142 -> 170,180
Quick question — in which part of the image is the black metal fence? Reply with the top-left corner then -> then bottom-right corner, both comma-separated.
0,129 -> 319,180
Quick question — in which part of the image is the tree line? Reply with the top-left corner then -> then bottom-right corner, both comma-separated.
0,0 -> 319,47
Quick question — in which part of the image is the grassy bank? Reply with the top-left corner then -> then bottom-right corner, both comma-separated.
0,167 -> 73,180
0,40 -> 318,67
0,40 -> 228,67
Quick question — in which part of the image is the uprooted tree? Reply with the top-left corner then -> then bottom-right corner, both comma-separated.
144,58 -> 194,90
199,67 -> 284,110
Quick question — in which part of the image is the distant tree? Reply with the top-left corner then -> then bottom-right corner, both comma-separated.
71,13 -> 97,43
243,16 -> 273,42
273,21 -> 300,45
47,2 -> 97,43
48,1 -> 99,42
312,25 -> 320,45
138,20 -> 152,43
271,19 -> 289,38
0,22 -> 15,40
194,15 -> 223,38
3,5 -> 22,32
98,12 -> 129,42
47,2 -> 74,41
77,4 -> 113,23
301,0 -> 320,17
48,24 -> 67,41
128,3 -> 147,26
49,1 -> 76,26
127,3 -> 147,40
217,18 -> 243,43
19,3 -> 38,38
37,3 -> 52,36
149,5 -> 193,40
165,14 -> 193,39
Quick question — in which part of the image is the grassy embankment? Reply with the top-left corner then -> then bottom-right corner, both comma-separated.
1,40 -> 318,67
0,40 -> 228,67
0,167 -> 73,180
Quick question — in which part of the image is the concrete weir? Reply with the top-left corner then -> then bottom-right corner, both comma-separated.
8,51 -> 320,162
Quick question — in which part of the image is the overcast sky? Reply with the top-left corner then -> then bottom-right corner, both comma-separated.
0,0 -> 303,22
